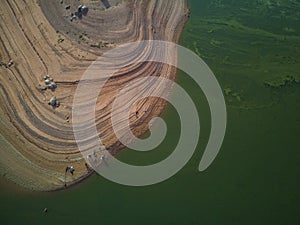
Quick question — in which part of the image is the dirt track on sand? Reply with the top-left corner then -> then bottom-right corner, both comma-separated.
0,0 -> 189,191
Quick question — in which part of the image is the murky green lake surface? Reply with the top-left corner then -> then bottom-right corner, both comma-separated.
1,0 -> 300,224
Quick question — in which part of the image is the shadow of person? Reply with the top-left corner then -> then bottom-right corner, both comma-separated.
101,0 -> 111,9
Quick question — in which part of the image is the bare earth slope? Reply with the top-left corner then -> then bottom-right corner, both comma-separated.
0,0 -> 189,191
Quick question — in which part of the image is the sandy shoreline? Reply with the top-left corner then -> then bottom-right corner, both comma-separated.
0,0 -> 189,191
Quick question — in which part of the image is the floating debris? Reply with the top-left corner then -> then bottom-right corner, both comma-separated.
43,208 -> 48,213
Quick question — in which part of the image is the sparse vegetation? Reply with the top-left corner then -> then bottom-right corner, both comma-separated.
264,75 -> 300,88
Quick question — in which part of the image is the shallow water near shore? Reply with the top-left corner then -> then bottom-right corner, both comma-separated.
1,0 -> 300,224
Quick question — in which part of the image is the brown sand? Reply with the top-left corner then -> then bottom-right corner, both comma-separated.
0,0 -> 189,191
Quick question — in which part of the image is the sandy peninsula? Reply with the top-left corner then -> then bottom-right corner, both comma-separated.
0,0 -> 189,191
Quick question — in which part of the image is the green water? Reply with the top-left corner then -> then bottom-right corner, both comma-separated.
1,0 -> 300,224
